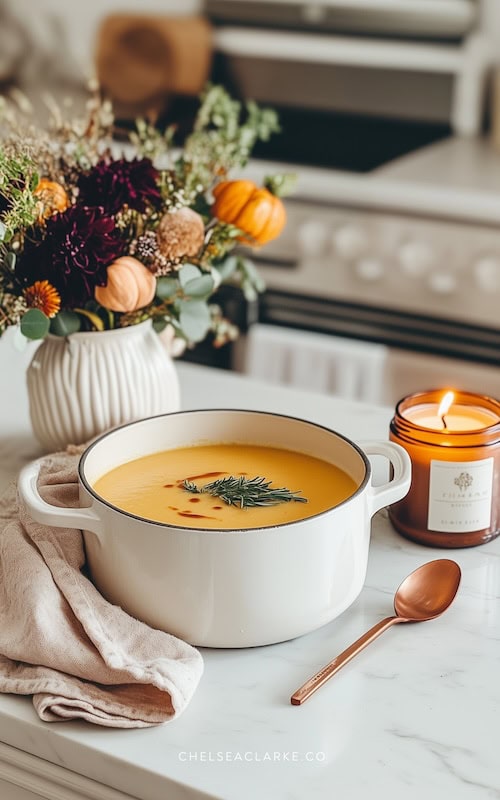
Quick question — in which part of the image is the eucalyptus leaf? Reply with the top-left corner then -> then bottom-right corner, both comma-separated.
156,276 -> 179,300
210,266 -> 222,290
178,300 -> 211,342
5,252 -> 16,271
239,257 -> 266,292
73,307 -> 105,331
183,274 -> 214,298
20,308 -> 50,340
0,221 -> 5,242
166,317 -> 185,338
152,316 -> 168,334
50,310 -> 81,337
215,256 -> 238,281
179,263 -> 201,289
241,283 -> 258,302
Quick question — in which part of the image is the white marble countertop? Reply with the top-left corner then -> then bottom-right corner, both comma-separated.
0,330 -> 499,800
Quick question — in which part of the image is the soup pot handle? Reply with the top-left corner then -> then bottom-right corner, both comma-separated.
359,441 -> 411,516
18,459 -> 103,535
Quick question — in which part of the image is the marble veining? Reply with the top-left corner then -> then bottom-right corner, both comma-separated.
0,335 -> 499,800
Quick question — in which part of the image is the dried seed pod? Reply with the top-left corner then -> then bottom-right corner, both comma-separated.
130,231 -> 171,275
156,207 -> 205,261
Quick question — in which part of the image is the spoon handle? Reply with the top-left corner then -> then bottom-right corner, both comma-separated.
291,615 -> 400,706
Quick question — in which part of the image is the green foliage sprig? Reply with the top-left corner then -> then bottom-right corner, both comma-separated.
0,151 -> 38,240
183,475 -> 308,508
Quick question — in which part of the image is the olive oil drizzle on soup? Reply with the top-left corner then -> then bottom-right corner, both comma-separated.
93,444 -> 358,529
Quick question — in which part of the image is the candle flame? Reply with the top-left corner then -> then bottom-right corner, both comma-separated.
438,391 -> 455,418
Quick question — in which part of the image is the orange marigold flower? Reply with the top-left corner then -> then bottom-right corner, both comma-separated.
23,280 -> 61,318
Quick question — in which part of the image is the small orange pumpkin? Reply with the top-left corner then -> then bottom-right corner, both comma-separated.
211,179 -> 286,246
34,178 -> 69,221
95,256 -> 156,312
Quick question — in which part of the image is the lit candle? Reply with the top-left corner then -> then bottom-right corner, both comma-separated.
402,391 -> 499,431
389,390 -> 500,549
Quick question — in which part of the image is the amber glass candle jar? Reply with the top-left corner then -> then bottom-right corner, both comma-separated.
389,390 -> 500,548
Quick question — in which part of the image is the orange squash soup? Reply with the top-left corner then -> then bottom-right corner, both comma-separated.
93,444 -> 359,529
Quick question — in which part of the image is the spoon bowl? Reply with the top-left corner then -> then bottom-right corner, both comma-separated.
291,558 -> 461,705
393,559 -> 462,621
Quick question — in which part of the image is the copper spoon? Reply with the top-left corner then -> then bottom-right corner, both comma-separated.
291,558 -> 461,706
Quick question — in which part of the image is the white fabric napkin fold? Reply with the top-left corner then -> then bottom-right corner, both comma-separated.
0,446 -> 203,727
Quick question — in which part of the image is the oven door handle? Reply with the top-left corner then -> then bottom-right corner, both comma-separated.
359,441 -> 412,517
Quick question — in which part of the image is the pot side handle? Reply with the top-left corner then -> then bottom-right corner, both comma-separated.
18,459 -> 103,535
359,441 -> 411,517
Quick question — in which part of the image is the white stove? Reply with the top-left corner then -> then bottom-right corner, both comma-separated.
206,0 -> 500,402
240,137 -> 500,404
247,137 -> 500,327
208,0 -> 478,39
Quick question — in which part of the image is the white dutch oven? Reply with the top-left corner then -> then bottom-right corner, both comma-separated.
19,410 -> 411,648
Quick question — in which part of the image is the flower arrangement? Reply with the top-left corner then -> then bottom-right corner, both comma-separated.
0,84 -> 293,347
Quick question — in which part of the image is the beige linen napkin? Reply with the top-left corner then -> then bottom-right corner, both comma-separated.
0,446 -> 203,728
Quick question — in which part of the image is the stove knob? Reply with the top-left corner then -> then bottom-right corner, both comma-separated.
302,3 -> 327,23
297,220 -> 329,257
473,255 -> 500,291
355,257 -> 384,281
398,240 -> 434,276
333,224 -> 367,261
427,271 -> 457,294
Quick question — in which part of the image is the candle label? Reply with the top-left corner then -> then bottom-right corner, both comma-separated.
428,458 -> 494,532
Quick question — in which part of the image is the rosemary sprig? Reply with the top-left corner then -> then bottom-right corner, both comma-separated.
182,475 -> 308,508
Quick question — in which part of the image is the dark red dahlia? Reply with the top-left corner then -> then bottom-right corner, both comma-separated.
18,206 -> 124,307
77,157 -> 161,214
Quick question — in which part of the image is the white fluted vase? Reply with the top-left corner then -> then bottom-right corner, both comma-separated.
27,320 -> 181,452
